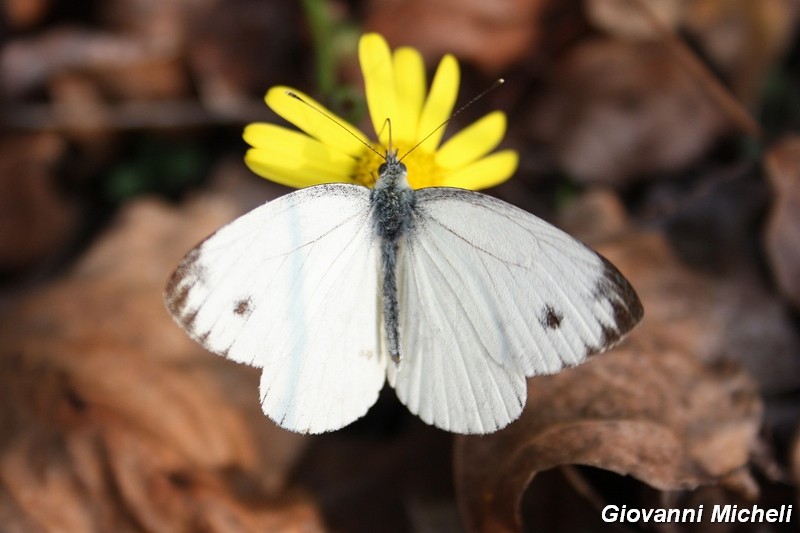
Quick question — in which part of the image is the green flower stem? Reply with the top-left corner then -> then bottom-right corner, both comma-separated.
302,0 -> 336,98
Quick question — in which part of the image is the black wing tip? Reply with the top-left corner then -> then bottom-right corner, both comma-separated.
584,254 -> 644,357
598,254 -> 643,322
163,247 -> 206,329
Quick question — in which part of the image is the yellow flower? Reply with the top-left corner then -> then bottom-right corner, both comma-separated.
243,33 -> 518,190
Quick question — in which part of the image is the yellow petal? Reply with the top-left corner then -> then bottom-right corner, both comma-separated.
392,47 -> 425,144
435,111 -> 507,170
266,86 -> 368,157
243,123 -> 358,188
359,33 -> 396,146
244,122 -> 357,168
416,54 -> 459,152
245,147 -> 355,189
441,150 -> 518,190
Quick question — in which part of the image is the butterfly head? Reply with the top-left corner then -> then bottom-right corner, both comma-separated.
376,149 -> 409,190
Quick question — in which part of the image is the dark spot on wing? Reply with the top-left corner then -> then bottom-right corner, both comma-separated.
234,298 -> 253,317
542,305 -> 562,329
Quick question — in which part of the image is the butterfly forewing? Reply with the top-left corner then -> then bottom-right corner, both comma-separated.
386,188 -> 643,434
165,184 -> 387,434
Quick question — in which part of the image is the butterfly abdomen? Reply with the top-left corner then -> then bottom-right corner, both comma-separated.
371,158 -> 415,364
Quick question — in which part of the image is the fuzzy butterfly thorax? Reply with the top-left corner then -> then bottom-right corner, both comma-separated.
372,152 -> 415,240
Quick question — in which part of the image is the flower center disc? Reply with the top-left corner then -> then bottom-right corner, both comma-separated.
353,143 -> 441,189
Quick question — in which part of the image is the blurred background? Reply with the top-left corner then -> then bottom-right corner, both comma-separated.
1,0 -> 800,531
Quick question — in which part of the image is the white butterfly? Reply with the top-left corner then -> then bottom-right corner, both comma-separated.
165,150 -> 642,434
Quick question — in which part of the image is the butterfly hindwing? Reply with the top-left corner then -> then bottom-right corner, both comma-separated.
165,184 -> 386,434
387,188 -> 643,434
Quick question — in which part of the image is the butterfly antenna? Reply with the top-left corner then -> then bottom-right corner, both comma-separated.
384,118 -> 396,157
285,91 -> 386,161
399,78 -> 505,162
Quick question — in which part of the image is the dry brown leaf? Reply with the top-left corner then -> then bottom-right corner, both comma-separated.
585,0 -> 686,40
0,133 -> 76,274
607,234 -> 800,395
454,216 -> 764,531
584,0 -> 762,140
685,0 -> 799,106
764,136 -> 800,310
630,169 -> 800,394
3,0 -> 50,29
558,195 -> 728,364
557,188 -> 629,245
586,0 -> 797,108
365,0 -> 550,73
565,189 -> 800,394
0,194 -> 321,531
1,28 -> 180,98
2,0 -> 293,131
186,0 -> 302,114
529,38 -> 730,184
454,346 -> 760,532
570,184 -> 800,392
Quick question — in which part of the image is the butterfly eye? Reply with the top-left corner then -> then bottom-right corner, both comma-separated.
378,163 -> 388,175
